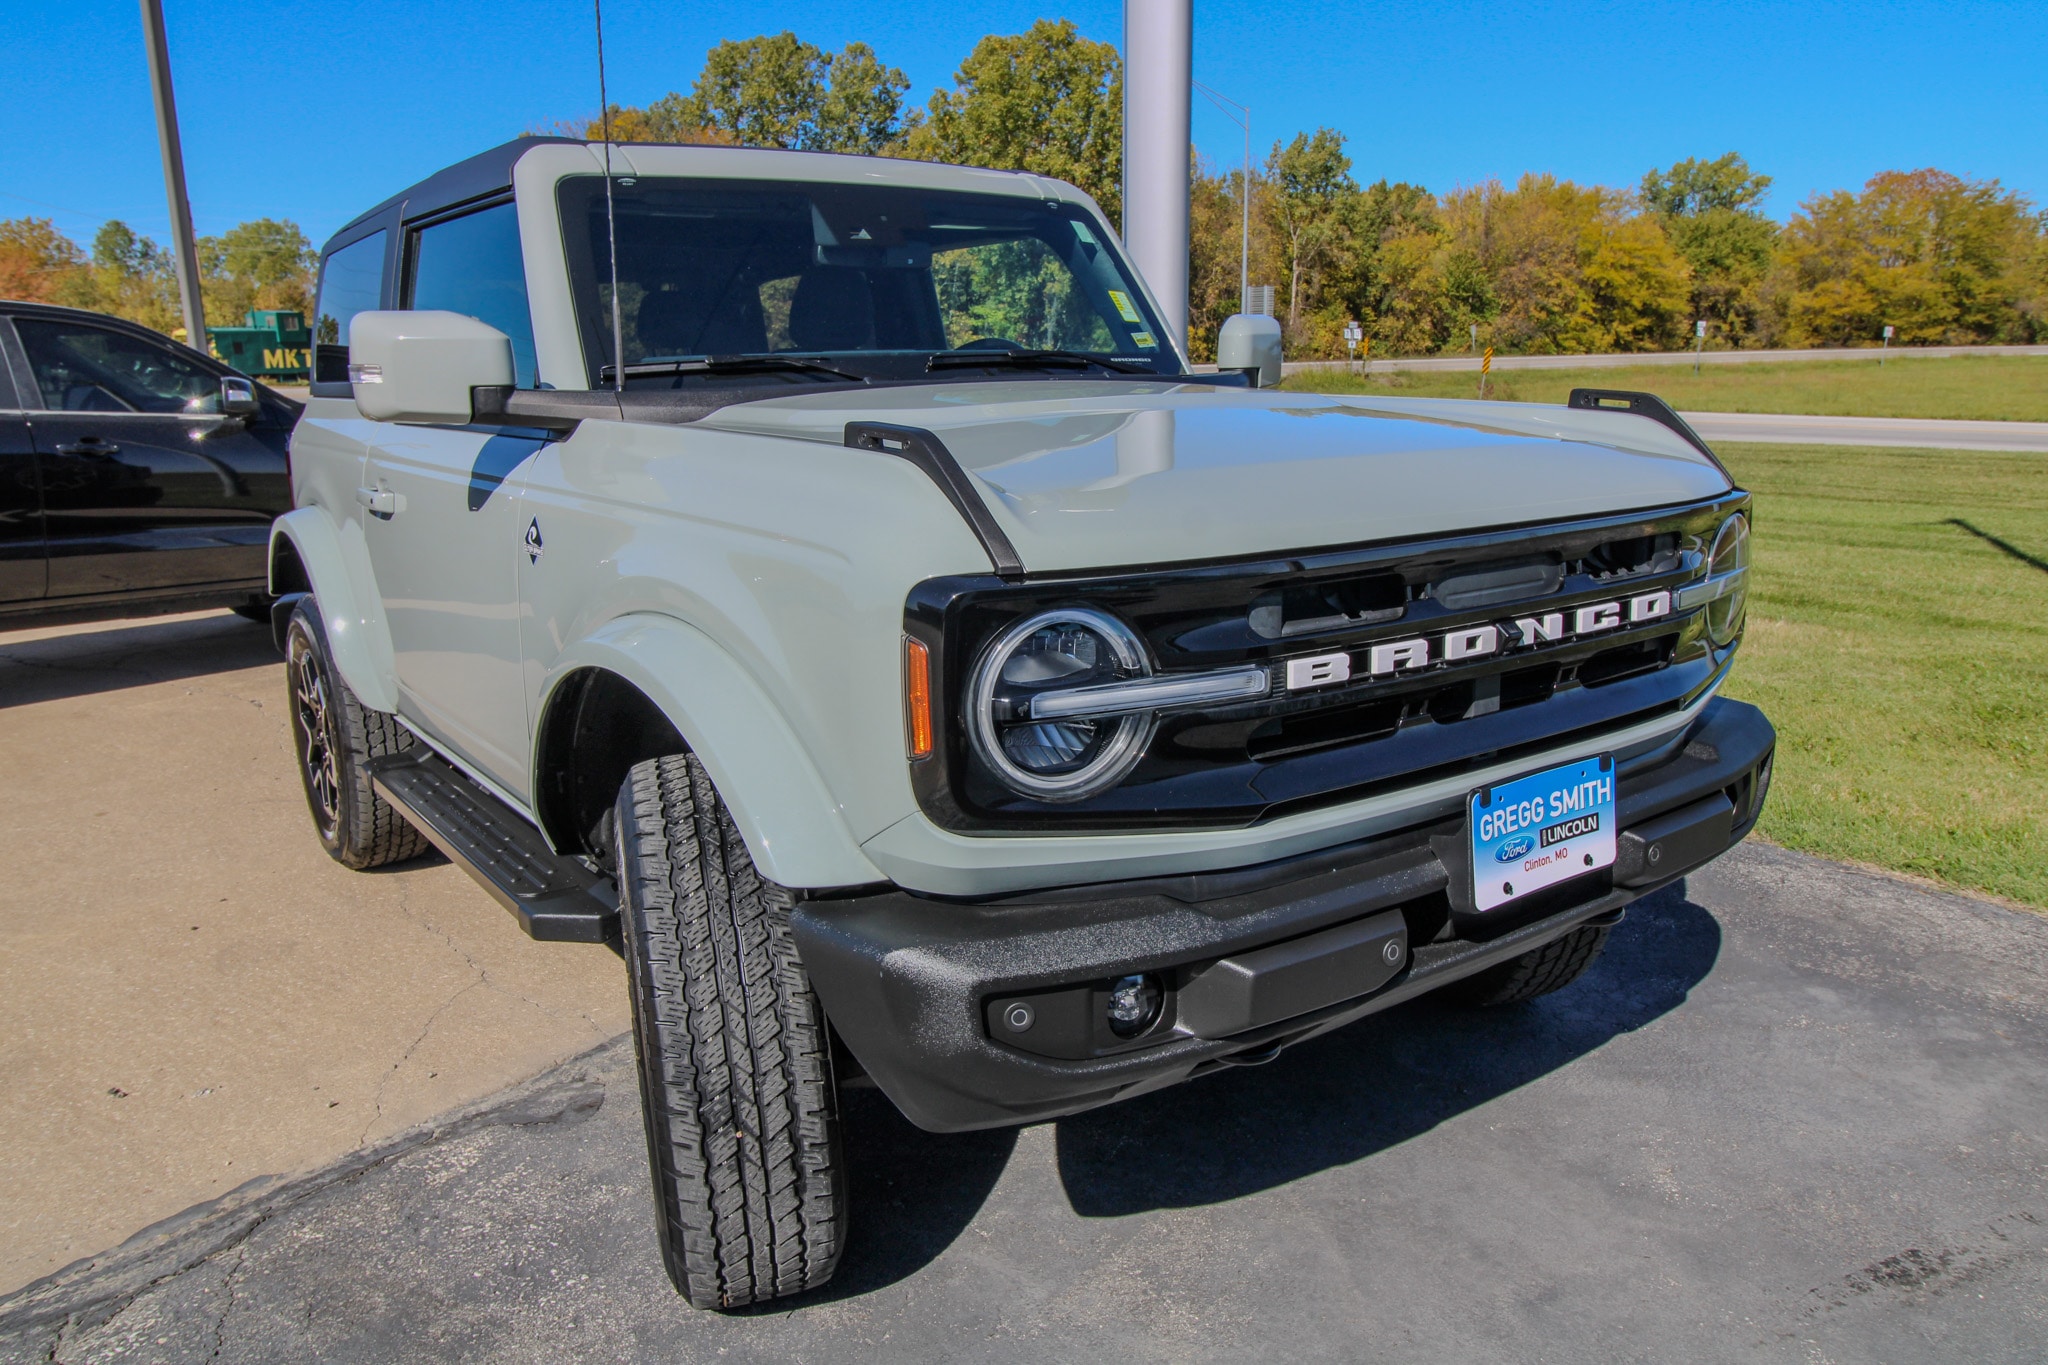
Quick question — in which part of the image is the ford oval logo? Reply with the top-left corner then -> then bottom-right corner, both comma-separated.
1496,835 -> 1534,863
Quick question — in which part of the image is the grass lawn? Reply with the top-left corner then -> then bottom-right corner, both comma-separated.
1284,354 -> 2048,422
1711,442 -> 2048,908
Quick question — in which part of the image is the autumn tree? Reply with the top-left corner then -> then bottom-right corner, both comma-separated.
0,217 -> 88,305
897,19 -> 1124,223
1641,153 -> 1776,343
1763,169 -> 2045,346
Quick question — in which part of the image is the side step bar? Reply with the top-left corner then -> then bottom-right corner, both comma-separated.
370,753 -> 618,945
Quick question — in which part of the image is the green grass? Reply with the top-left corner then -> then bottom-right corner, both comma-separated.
1708,442 -> 2048,908
1283,354 -> 2048,422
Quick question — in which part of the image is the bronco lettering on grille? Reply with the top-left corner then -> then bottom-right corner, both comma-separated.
1284,589 -> 1672,691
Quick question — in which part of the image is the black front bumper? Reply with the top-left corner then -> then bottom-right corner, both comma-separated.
792,696 -> 1774,1133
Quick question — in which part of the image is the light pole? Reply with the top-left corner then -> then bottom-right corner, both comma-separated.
1123,0 -> 1192,352
1194,81 -> 1250,316
139,0 -> 205,347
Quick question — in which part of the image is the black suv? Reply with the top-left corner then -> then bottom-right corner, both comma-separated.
0,300 -> 298,630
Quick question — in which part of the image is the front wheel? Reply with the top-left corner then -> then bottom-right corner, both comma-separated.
613,753 -> 847,1309
1446,922 -> 1612,1007
284,600 -> 428,869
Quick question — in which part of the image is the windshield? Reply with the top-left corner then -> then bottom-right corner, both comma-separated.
556,175 -> 1182,387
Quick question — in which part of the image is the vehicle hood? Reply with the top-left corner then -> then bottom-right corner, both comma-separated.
697,382 -> 1733,574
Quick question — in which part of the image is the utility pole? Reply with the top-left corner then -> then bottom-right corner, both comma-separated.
140,0 -> 206,347
1193,82 -> 1250,315
1123,0 -> 1192,352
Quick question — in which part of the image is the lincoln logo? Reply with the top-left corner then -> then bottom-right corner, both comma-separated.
1284,589 -> 1673,691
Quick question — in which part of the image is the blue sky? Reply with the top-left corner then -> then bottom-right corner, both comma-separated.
3,0 -> 2042,250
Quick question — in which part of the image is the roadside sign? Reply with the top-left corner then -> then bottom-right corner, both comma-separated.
1695,320 -> 1707,338
1883,325 -> 1895,340
1482,347 -> 1493,374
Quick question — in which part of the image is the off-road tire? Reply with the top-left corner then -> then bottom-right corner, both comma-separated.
613,753 -> 846,1309
1448,922 -> 1612,1007
284,600 -> 428,869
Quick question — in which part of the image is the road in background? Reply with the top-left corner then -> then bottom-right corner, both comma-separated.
1283,342 -> 2048,376
0,611 -> 630,1295
1686,412 -> 2048,451
5,841 -> 2042,1362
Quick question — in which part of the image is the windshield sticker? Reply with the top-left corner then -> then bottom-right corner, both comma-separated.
1072,221 -> 1098,246
1107,290 -> 1143,323
1130,331 -> 1158,350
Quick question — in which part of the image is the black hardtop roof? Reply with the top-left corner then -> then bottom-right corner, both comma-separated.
324,137 -> 582,253
321,137 -> 1062,258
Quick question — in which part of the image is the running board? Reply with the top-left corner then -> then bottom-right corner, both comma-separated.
370,753 -> 618,945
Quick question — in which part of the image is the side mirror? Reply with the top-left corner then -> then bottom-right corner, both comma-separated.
219,376 -> 261,416
1217,314 -> 1283,388
347,311 -> 514,424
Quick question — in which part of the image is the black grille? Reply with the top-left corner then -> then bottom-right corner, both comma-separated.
906,493 -> 1746,831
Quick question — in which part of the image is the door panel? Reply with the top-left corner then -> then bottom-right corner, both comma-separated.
13,317 -> 286,596
0,414 -> 44,604
363,427 -> 544,793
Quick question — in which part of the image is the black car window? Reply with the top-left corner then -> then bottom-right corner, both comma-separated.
405,202 -> 538,388
15,318 -> 220,414
313,230 -> 388,384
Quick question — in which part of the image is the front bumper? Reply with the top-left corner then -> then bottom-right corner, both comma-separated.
792,696 -> 1773,1133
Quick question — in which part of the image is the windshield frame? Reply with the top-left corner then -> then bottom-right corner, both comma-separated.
555,173 -> 1187,390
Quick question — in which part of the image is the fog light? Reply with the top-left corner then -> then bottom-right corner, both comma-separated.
1107,973 -> 1162,1038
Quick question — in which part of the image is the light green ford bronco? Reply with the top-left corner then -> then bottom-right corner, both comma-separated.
274,137 -> 1772,1308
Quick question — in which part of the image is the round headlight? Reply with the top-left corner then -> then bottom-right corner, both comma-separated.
1706,513 -> 1749,647
967,608 -> 1154,801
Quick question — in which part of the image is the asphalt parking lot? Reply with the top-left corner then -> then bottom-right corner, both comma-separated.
0,611 -> 629,1294
3,612 -> 2045,1362
5,844 -> 2046,1350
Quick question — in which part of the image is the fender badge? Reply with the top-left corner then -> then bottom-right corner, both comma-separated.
524,518 -> 543,564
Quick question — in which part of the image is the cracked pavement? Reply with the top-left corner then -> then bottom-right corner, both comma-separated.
2,833 -> 2045,1360
0,610 -> 630,1296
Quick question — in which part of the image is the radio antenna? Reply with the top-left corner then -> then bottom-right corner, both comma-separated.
595,0 -> 624,392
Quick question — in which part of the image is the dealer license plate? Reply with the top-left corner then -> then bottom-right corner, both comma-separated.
1468,755 -> 1617,911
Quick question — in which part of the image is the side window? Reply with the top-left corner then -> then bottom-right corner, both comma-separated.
405,202 -> 538,388
15,319 -> 220,414
313,230 -> 387,383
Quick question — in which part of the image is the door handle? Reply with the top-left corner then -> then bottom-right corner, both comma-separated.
356,485 -> 403,516
55,439 -> 120,457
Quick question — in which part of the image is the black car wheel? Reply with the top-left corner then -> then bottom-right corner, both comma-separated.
284,599 -> 428,869
613,752 -> 847,1309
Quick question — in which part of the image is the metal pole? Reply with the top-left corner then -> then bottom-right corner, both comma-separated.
1195,82 -> 1249,316
139,0 -> 206,347
1241,109 -> 1249,315
1123,0 -> 1192,352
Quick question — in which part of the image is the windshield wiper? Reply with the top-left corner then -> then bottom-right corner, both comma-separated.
926,348 -> 1168,376
599,355 -> 868,384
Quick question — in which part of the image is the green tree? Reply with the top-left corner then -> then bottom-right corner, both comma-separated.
197,218 -> 316,326
1264,128 -> 1358,343
1641,153 -> 1776,344
84,220 -> 179,333
658,32 -> 908,153
897,19 -> 1123,223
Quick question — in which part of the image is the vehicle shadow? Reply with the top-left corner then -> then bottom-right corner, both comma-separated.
0,610 -> 278,709
771,1087 -> 1019,1307
1053,883 -> 1720,1216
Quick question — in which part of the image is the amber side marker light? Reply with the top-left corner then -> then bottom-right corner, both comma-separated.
903,636 -> 934,759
